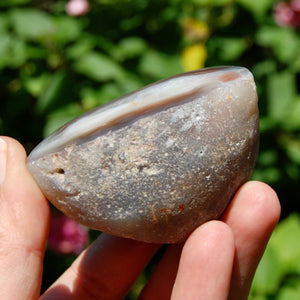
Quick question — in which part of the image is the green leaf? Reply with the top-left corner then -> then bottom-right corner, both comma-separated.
189,0 -> 235,5
251,167 -> 281,184
0,0 -> 31,6
277,285 -> 300,300
252,60 -> 276,78
74,52 -> 125,81
35,72 -> 67,114
139,50 -> 182,80
266,71 -> 295,123
237,0 -> 274,19
53,16 -> 83,44
251,245 -> 282,295
248,295 -> 267,300
23,73 -> 51,98
117,73 -> 144,94
213,37 -> 248,62
282,97 -> 300,131
280,135 -> 300,165
269,214 -> 300,273
257,150 -> 278,167
10,8 -> 54,41
0,34 -> 26,69
113,37 -> 147,61
66,36 -> 96,60
80,84 -> 123,111
44,103 -> 83,137
0,13 -> 9,32
256,26 -> 300,64
251,214 -> 300,297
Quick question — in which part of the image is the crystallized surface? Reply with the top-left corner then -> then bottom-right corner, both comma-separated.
27,66 -> 259,243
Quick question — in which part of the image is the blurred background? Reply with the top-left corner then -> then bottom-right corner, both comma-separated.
0,0 -> 300,298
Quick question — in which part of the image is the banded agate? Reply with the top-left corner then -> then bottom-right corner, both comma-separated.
27,66 -> 259,243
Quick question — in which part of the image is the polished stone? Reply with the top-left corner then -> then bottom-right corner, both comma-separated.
27,66 -> 259,243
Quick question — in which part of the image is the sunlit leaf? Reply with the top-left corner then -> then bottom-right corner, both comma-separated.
251,214 -> 300,298
256,150 -> 278,167
252,60 -> 276,78
66,36 -> 96,60
282,97 -> 300,131
280,135 -> 300,165
0,34 -> 26,68
23,73 -> 51,97
251,245 -> 282,295
269,214 -> 300,273
36,72 -> 67,114
251,167 -> 281,184
0,0 -> 31,6
43,103 -> 83,137
214,37 -> 248,62
10,8 -> 54,41
113,37 -> 147,61
80,84 -> 123,111
74,52 -> 125,81
256,26 -> 300,64
54,16 -> 83,44
139,50 -> 182,80
266,71 -> 295,123
237,0 -> 274,19
0,13 -> 9,32
276,285 -> 300,300
190,0 -> 234,5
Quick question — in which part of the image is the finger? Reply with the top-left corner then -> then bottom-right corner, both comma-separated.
0,137 -> 50,299
171,221 -> 235,300
42,233 -> 160,300
138,243 -> 183,299
221,181 -> 281,300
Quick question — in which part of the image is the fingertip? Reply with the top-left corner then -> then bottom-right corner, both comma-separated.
0,136 -> 45,198
0,136 -> 30,185
220,181 -> 281,299
0,136 -> 50,244
0,137 -> 50,298
222,181 -> 281,230
0,136 -> 27,160
172,221 -> 235,299
243,180 -> 281,218
184,220 -> 234,255
181,220 -> 235,275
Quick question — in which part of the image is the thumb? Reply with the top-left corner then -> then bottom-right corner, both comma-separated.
0,137 -> 50,299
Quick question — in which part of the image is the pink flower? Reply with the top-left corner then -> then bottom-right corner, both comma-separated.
291,0 -> 300,12
48,212 -> 89,255
274,1 -> 300,28
66,0 -> 89,16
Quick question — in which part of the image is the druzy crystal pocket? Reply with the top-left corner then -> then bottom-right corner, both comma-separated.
27,66 -> 259,243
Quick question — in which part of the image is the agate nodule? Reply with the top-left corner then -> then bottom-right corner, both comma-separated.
27,66 -> 259,243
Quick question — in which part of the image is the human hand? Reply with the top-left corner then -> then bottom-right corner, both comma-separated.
0,137 -> 280,300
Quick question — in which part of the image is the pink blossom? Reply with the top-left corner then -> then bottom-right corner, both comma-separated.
274,1 -> 300,28
48,212 -> 89,255
291,0 -> 300,12
66,0 -> 89,17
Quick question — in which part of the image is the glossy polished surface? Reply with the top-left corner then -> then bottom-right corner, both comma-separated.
27,66 -> 259,243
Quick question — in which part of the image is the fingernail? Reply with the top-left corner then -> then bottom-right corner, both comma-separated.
0,138 -> 7,184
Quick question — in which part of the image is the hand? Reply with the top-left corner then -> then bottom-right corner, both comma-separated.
0,137 -> 280,300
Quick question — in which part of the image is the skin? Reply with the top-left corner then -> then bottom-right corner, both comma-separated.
0,136 -> 281,300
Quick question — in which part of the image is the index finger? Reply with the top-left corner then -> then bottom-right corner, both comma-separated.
221,181 -> 281,300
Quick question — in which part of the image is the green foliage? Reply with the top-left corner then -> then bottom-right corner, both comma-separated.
250,214 -> 300,299
0,0 -> 300,297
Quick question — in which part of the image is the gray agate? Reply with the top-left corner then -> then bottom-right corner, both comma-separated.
27,66 -> 259,244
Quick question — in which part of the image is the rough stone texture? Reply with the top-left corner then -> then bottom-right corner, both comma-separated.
27,67 -> 259,243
